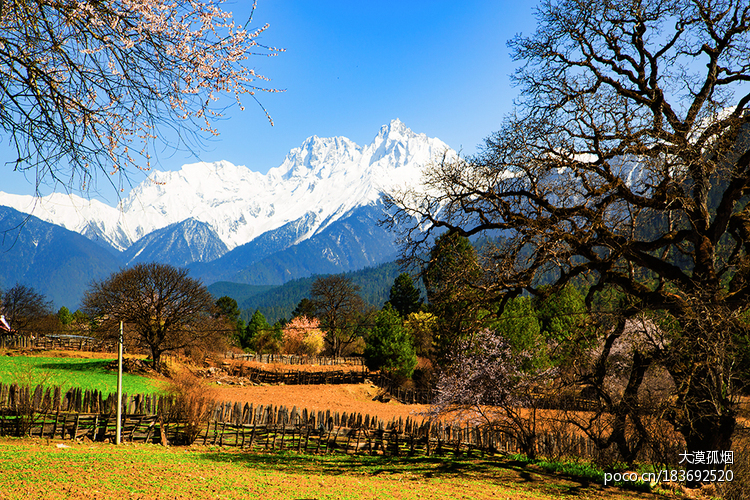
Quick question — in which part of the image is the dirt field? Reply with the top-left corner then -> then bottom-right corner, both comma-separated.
208,382 -> 431,423
191,356 -> 430,422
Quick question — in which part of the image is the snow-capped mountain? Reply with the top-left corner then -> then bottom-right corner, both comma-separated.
0,119 -> 451,256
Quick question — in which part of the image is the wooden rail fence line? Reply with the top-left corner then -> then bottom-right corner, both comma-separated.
225,353 -> 365,367
235,367 -> 370,386
0,383 -> 683,462
0,335 -> 116,352
0,383 -> 164,415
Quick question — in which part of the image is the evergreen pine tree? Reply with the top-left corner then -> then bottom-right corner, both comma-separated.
241,309 -> 270,351
423,232 -> 483,364
387,273 -> 422,317
364,304 -> 417,380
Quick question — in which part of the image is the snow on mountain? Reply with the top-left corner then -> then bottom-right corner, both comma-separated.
0,192 -> 133,251
123,218 -> 229,267
0,119 -> 452,254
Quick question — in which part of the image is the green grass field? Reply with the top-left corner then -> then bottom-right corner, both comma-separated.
0,354 -> 166,395
0,438 -> 671,500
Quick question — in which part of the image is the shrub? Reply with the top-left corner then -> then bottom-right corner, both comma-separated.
160,372 -> 215,445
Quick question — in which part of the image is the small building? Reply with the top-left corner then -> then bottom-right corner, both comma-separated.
0,315 -> 11,334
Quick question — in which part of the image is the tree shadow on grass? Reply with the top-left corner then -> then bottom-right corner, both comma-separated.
37,360 -> 109,373
200,450 -> 497,477
196,450 -> 625,497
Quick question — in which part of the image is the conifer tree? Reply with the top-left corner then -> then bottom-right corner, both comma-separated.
364,304 -> 417,380
387,273 -> 423,318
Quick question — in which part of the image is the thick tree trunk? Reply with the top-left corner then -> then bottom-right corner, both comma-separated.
677,391 -> 735,487
151,350 -> 163,374
610,351 -> 651,465
667,322 -> 737,487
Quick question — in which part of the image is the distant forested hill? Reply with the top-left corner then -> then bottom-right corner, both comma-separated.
0,206 -> 123,309
235,261 -> 404,324
207,282 -> 278,306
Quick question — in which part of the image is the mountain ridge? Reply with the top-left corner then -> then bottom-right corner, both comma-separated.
0,120 -> 446,307
0,119 -> 451,257
0,206 -> 123,309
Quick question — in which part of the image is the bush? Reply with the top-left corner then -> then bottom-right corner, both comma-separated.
160,372 -> 215,445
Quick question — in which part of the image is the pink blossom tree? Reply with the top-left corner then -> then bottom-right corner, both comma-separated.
282,315 -> 324,356
0,0 -> 283,193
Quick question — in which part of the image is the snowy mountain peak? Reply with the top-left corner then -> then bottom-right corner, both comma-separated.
368,119 -> 444,171
376,118 -> 410,140
276,135 -> 362,181
0,121 -> 454,257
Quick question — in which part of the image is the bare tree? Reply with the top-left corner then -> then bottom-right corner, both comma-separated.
385,0 -> 750,469
310,275 -> 370,357
0,0 -> 283,194
0,283 -> 53,335
83,262 -> 221,372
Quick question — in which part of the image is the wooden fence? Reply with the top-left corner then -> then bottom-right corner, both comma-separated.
0,334 -> 116,352
0,382 -> 619,460
237,366 -> 369,386
225,352 -> 365,366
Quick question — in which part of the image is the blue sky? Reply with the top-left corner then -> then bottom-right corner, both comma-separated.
2,1 -> 538,203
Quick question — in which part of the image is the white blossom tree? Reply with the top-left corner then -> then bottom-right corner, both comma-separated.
0,0 -> 283,193
427,329 -> 556,459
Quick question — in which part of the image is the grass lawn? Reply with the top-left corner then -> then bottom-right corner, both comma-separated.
0,353 -> 166,395
0,437 -> 677,500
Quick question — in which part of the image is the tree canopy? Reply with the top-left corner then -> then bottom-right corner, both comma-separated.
57,307 -> 74,326
83,262 -> 220,372
386,273 -> 422,318
0,283 -> 53,335
428,329 -> 556,459
215,296 -> 245,343
385,0 -> 750,465
422,232 -> 484,363
364,304 -> 417,380
241,309 -> 278,353
1,0 -> 282,193
281,315 -> 324,356
310,275 -> 369,357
